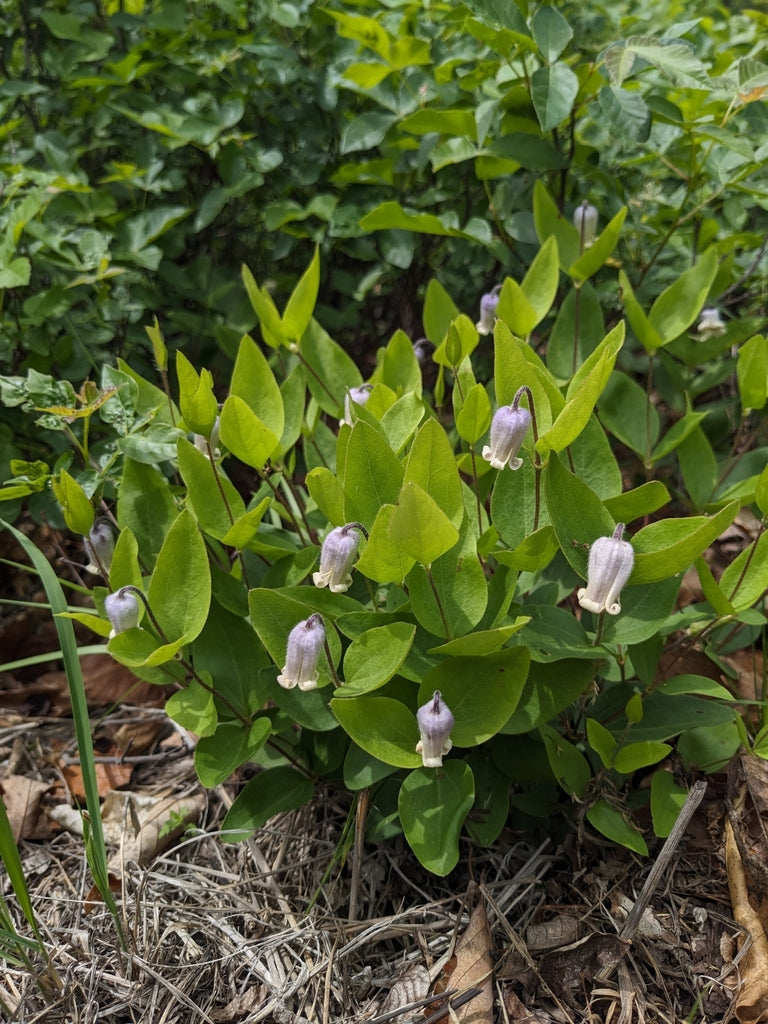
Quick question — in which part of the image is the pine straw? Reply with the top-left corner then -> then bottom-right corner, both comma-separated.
1,728 -> 740,1024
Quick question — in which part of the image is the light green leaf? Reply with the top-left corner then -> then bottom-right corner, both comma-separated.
343,422 -> 404,529
388,482 -> 460,566
630,500 -> 739,584
403,419 -> 464,528
337,622 -> 416,696
148,508 -> 211,645
219,395 -> 279,469
166,677 -> 218,737
283,245 -> 320,342
219,764 -> 313,838
648,250 -> 718,344
51,470 -> 93,534
586,799 -> 648,855
399,762 -> 475,875
331,696 -> 422,768
230,335 -> 284,440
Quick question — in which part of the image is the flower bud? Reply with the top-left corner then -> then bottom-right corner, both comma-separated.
83,519 -> 115,575
104,587 -> 140,638
313,524 -> 362,594
278,613 -> 325,691
475,287 -> 501,336
482,403 -> 531,471
340,385 -> 372,427
696,307 -> 726,341
577,524 -> 634,616
416,691 -> 454,768
573,201 -> 599,248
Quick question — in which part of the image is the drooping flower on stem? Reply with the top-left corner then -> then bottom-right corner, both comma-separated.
482,391 -> 531,471
278,613 -> 325,691
313,523 -> 364,594
416,691 -> 455,768
696,308 -> 726,341
475,285 -> 501,335
339,385 -> 372,427
104,587 -> 140,638
577,523 -> 634,616
84,519 -> 115,576
573,201 -> 599,249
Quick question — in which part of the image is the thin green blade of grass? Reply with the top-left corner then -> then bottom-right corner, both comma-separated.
0,519 -> 126,948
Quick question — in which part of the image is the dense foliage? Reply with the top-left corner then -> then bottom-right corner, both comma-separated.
2,0 -> 768,874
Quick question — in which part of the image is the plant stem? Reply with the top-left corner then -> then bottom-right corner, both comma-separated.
425,564 -> 452,639
593,610 -> 606,646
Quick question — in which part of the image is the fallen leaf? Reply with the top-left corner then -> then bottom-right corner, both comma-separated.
0,774 -> 52,841
725,815 -> 768,1023
103,790 -> 206,872
433,899 -> 493,1023
378,963 -> 430,1017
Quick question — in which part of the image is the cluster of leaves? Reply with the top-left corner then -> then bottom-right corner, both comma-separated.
2,210 -> 768,872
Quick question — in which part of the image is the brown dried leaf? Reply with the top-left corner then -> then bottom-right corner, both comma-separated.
378,963 -> 430,1017
435,901 -> 493,1023
104,790 -> 206,872
0,774 -> 51,841
210,986 -> 266,1021
526,915 -> 580,952
61,753 -> 133,800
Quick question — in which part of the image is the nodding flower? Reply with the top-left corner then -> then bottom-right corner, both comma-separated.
577,523 -> 634,616
277,613 -> 325,691
313,523 -> 364,594
475,285 -> 501,336
482,392 -> 531,471
416,691 -> 455,768
696,307 -> 726,341
339,385 -> 372,427
193,415 -> 221,458
104,587 -> 140,638
84,519 -> 115,575
573,200 -> 599,248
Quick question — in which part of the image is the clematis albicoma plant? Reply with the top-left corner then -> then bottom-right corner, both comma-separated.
313,523 -> 366,593
416,691 -> 454,768
278,614 -> 326,691
578,523 -> 634,642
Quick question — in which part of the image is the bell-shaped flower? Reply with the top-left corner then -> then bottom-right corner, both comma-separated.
193,415 -> 221,459
313,523 -> 363,594
84,519 -> 115,575
104,587 -> 140,638
696,307 -> 726,341
475,286 -> 501,335
339,385 -> 372,427
573,201 -> 599,248
416,691 -> 455,768
577,524 -> 634,616
482,402 -> 531,471
278,613 -> 325,691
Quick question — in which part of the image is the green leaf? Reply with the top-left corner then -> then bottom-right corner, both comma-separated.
630,501 -> 739,584
618,270 -> 664,353
614,740 -> 672,774
176,350 -> 218,436
603,481 -> 670,524
650,770 -> 688,838
242,264 -> 284,348
306,467 -> 346,525
423,279 -> 460,346
533,181 -> 581,271
300,320 -> 362,415
429,620 -> 529,657
388,482 -> 460,566
221,498 -> 272,551
648,250 -> 718,344
540,723 -> 591,798
51,470 -> 93,534
545,453 -> 616,578
598,370 -> 660,458
677,425 -> 718,510
568,207 -> 627,284
177,437 -> 245,540
531,62 -> 579,133
650,411 -> 709,462
230,335 -> 284,440
219,394 -> 279,469
719,532 -> 768,612
586,799 -> 648,855
531,5 -> 573,61
373,329 -> 423,399
456,383 -> 492,444
166,677 -> 218,737
331,696 -> 422,768
737,335 -> 768,412
283,246 -> 320,342
597,85 -> 651,143
117,459 -> 177,565
400,108 -> 476,138
148,508 -> 211,645
503,659 -> 595,733
497,277 -> 537,337
587,718 -> 616,769
418,648 -> 530,746
343,421 -> 404,529
336,622 -> 416,696
355,504 -> 416,584
521,236 -> 560,325
398,762 -> 475,875
220,765 -> 313,839
403,419 -> 464,528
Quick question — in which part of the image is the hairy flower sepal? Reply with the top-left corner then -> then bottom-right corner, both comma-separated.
313,523 -> 365,594
482,396 -> 531,471
278,614 -> 326,691
104,587 -> 141,638
416,691 -> 454,768
578,524 -> 634,616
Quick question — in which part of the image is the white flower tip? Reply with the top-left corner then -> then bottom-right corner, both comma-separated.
475,321 -> 490,335
509,456 -> 523,471
312,571 -> 328,589
606,601 -> 622,615
277,672 -> 297,689
298,679 -> 318,691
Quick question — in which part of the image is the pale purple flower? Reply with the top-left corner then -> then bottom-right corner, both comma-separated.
278,613 -> 325,691
573,201 -> 599,248
696,307 -> 726,341
416,691 -> 454,768
193,415 -> 220,458
83,519 -> 114,575
475,286 -> 501,336
313,523 -> 363,594
577,524 -> 634,616
482,399 -> 531,471
339,385 -> 372,427
104,587 -> 140,638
